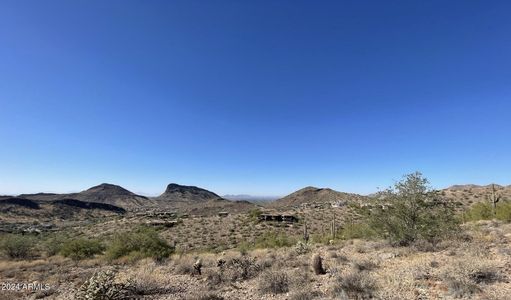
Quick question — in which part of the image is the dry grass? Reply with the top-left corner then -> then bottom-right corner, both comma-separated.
258,268 -> 289,294
0,220 -> 510,299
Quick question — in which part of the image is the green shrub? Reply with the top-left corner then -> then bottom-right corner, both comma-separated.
253,231 -> 296,249
105,226 -> 174,261
60,238 -> 104,260
0,234 -> 35,259
40,233 -> 70,257
465,202 -> 493,221
367,172 -> 459,246
496,201 -> 511,222
248,208 -> 263,220
310,233 -> 332,245
339,222 -> 376,240
465,200 -> 511,222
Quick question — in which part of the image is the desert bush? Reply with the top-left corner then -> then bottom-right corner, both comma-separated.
311,254 -> 326,275
367,172 -> 459,246
444,277 -> 480,298
294,241 -> 310,255
441,258 -> 504,298
353,259 -> 377,272
106,226 -> 174,261
60,238 -> 104,260
465,202 -> 494,221
76,270 -> 133,300
0,234 -> 36,259
339,222 -> 376,240
287,267 -> 316,299
1,234 -> 36,259
469,269 -> 503,284
40,233 -> 69,257
466,201 -> 511,222
205,268 -> 223,288
254,231 -> 297,249
258,268 -> 289,294
258,252 -> 276,269
496,201 -> 511,222
310,233 -> 332,245
331,271 -> 376,299
290,289 -> 320,300
60,238 -> 105,260
249,208 -> 263,220
174,257 -> 197,275
126,263 -> 179,295
222,256 -> 262,282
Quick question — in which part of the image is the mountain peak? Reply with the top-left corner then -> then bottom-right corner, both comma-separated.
269,186 -> 367,209
158,183 -> 221,202
85,183 -> 134,195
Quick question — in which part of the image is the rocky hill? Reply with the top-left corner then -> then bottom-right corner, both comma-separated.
19,183 -> 153,210
155,183 -> 222,202
153,183 -> 258,216
440,184 -> 511,206
268,186 -> 369,209
0,197 -> 126,232
6,183 -> 258,215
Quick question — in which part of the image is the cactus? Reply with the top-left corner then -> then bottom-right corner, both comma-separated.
76,270 -> 133,300
193,258 -> 202,275
311,254 -> 326,275
303,221 -> 309,243
487,184 -> 501,216
330,212 -> 336,240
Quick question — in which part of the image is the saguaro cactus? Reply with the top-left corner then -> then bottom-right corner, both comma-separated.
303,221 -> 309,243
330,212 -> 336,240
488,184 -> 501,216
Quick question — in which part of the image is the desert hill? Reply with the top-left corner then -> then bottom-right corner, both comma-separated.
440,184 -> 511,206
155,183 -> 222,202
6,183 -> 258,216
0,197 -> 126,232
19,183 -> 152,210
153,183 -> 258,216
268,186 -> 369,209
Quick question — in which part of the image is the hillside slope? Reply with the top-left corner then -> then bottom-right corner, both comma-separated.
268,186 -> 368,209
440,184 -> 511,206
154,183 -> 258,215
19,183 -> 152,210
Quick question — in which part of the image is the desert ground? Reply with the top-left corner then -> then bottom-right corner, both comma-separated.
1,180 -> 511,299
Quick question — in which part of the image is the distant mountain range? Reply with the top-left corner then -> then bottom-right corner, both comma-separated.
4,183 -> 258,216
223,194 -> 280,202
2,182 -> 509,217
19,183 -> 152,210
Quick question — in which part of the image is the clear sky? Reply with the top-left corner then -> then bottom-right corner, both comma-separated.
1,1 -> 510,197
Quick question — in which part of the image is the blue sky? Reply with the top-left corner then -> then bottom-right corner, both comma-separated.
1,1 -> 510,197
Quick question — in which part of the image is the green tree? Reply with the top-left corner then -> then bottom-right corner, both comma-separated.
0,234 -> 35,259
368,172 -> 458,246
60,238 -> 105,260
105,226 -> 174,261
